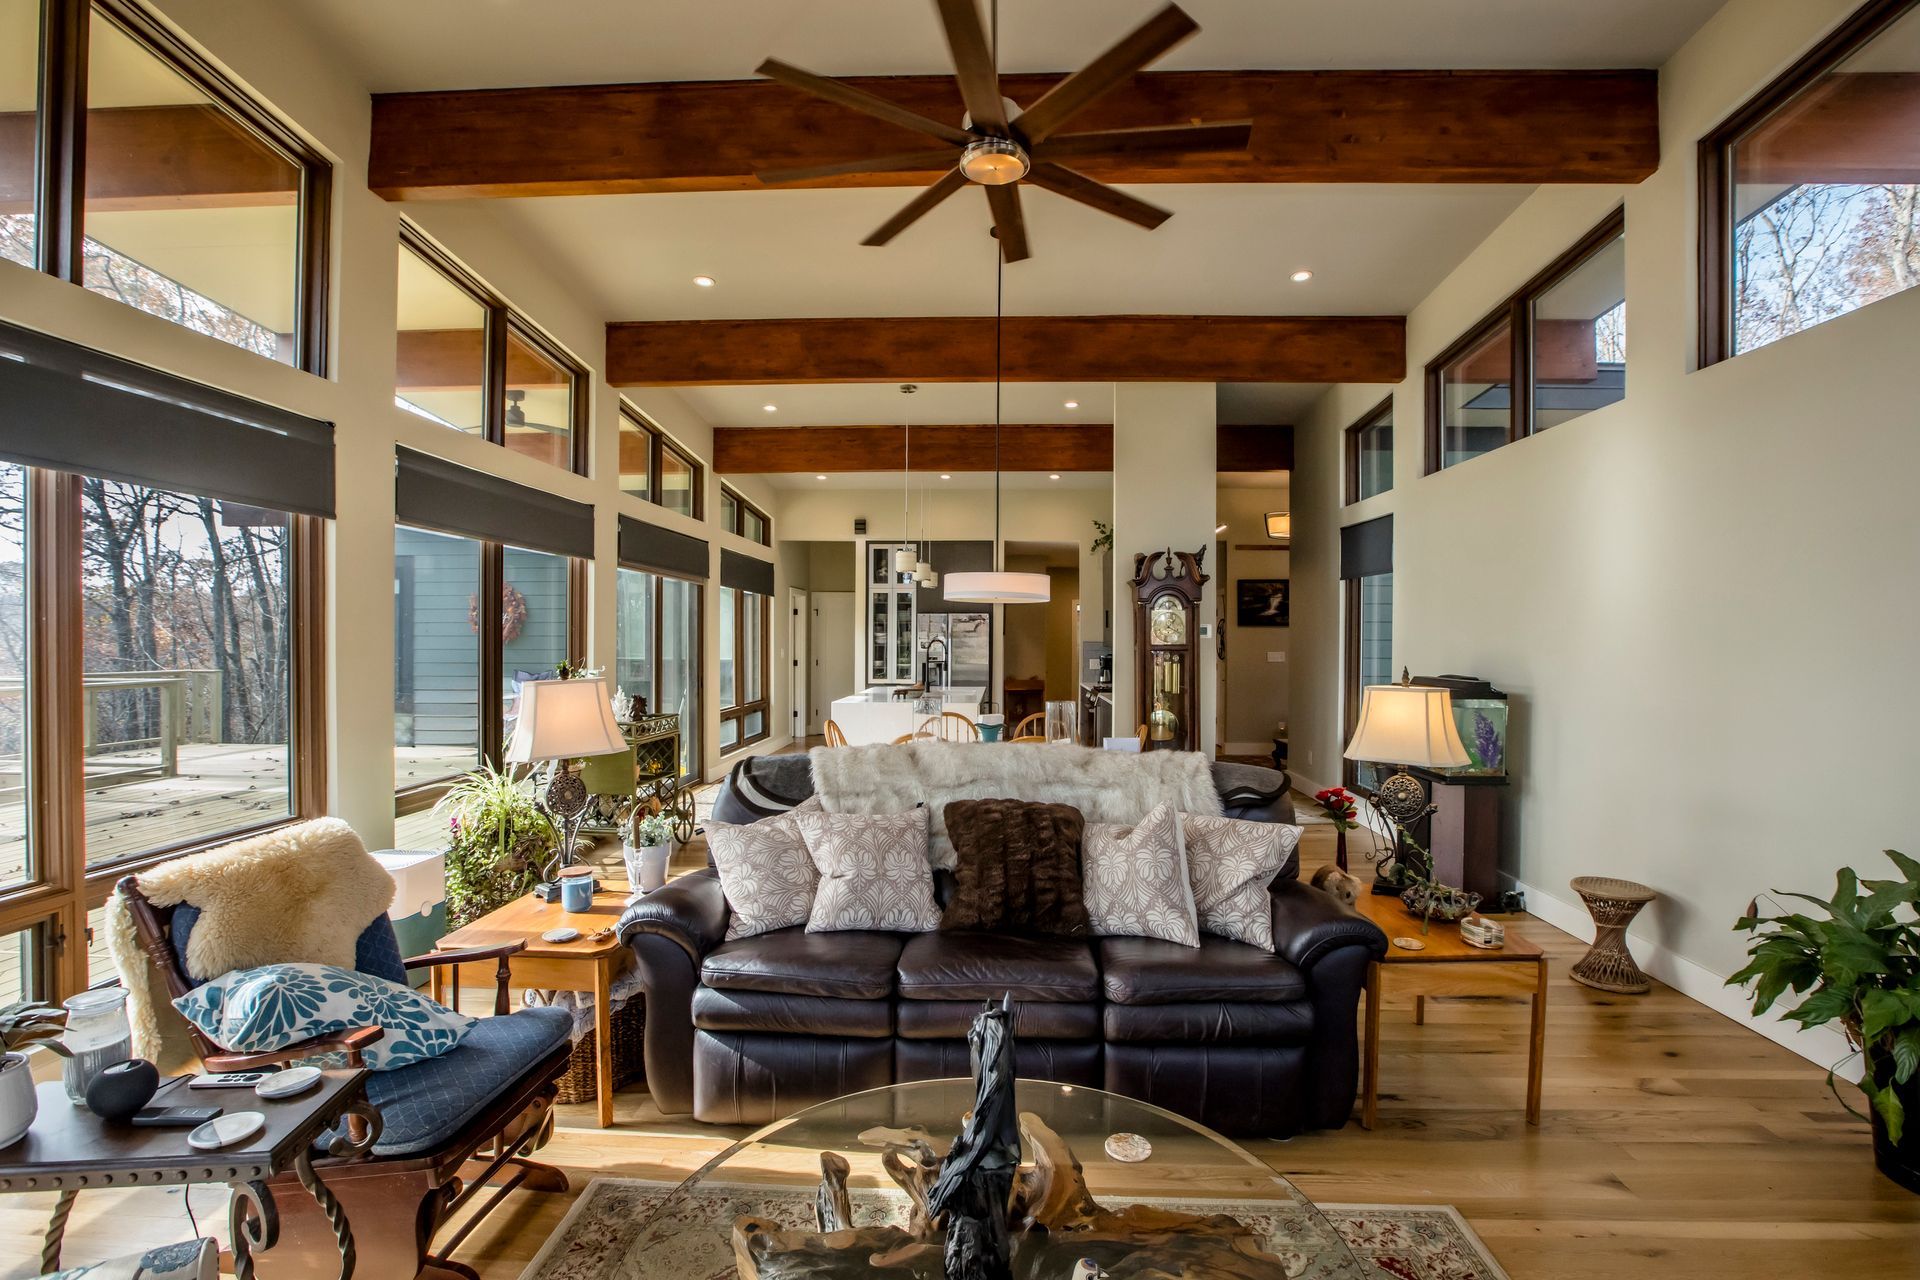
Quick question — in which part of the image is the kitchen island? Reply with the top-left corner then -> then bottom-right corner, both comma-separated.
828,686 -> 986,744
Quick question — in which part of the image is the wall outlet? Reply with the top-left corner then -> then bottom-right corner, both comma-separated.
1266,651 -> 1285,663
1088,658 -> 1101,671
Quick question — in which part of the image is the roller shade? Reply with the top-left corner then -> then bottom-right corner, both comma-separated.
1340,515 -> 1393,580
721,548 -> 775,596
395,448 -> 593,558
618,513 -> 708,580
0,320 -> 334,517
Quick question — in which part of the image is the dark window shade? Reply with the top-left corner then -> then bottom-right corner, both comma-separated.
0,321 -> 334,517
1340,515 -> 1393,580
721,548 -> 775,596
618,513 -> 708,580
395,447 -> 592,559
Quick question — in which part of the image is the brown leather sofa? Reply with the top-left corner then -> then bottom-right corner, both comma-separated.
617,757 -> 1386,1137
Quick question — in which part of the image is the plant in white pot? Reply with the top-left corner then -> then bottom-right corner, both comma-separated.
1,1002 -> 71,1147
626,809 -> 678,896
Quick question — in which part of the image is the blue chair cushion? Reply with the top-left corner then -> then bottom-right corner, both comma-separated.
334,1006 -> 573,1158
170,906 -> 408,988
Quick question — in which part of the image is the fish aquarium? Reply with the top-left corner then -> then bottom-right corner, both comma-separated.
1447,698 -> 1508,777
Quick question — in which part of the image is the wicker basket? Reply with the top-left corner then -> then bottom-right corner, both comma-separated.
554,996 -> 646,1106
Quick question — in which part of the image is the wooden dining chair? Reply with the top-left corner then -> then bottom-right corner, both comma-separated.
1011,712 -> 1046,742
917,711 -> 981,742
824,719 -> 849,747
890,731 -> 924,744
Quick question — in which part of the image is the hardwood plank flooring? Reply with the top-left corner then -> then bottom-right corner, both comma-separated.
4,808 -> 1914,1278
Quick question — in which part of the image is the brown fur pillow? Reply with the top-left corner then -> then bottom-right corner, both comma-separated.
940,799 -> 1089,936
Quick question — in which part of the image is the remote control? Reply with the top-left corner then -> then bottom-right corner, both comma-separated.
131,1105 -> 223,1127
190,1071 -> 273,1089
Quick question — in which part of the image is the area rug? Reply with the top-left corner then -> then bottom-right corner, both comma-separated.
517,1176 -> 1508,1280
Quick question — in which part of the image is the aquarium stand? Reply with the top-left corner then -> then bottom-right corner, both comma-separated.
1410,767 -> 1508,903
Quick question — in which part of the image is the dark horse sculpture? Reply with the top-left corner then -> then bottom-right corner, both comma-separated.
926,994 -> 1021,1280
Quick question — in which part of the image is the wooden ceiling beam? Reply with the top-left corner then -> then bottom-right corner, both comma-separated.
607,315 -> 1404,385
715,424 -> 1113,473
369,69 -> 1659,199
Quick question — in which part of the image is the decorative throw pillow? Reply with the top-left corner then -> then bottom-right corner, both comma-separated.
174,963 -> 475,1071
1181,815 -> 1301,952
1081,803 -> 1200,947
795,810 -> 941,933
940,799 -> 1089,936
707,798 -> 823,941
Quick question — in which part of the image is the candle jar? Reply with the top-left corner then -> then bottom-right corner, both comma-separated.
61,988 -> 132,1105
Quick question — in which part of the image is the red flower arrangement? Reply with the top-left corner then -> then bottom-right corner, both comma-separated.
1314,787 -> 1360,832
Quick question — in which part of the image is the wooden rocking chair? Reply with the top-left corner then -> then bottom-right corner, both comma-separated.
118,876 -> 574,1280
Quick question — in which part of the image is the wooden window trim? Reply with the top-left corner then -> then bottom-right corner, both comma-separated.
1425,207 -> 1625,474
719,484 -> 772,545
501,316 -> 590,477
1343,396 -> 1394,506
1340,577 -> 1361,790
662,438 -> 705,521
1697,0 -> 1915,368
718,588 -> 770,753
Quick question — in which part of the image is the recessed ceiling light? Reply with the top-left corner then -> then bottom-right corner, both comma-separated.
762,403 -> 777,413
940,473 -> 951,480
815,474 -> 827,480
1289,269 -> 1313,283
692,275 -> 715,287
1215,523 -> 1229,534
1063,400 -> 1079,409
1049,473 -> 1061,480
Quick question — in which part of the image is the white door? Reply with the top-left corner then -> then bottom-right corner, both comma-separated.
810,591 -> 856,735
788,587 -> 809,744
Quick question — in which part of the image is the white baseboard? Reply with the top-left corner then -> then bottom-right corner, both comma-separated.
1516,879 -> 1860,1083
1222,741 -> 1280,758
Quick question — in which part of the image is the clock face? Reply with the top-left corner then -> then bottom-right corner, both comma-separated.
1149,596 -> 1186,646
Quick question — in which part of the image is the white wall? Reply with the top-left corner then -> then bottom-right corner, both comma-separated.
1292,0 -> 1915,1070
1218,484 -> 1292,754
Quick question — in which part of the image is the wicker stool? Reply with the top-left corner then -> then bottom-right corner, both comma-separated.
1568,876 -> 1657,994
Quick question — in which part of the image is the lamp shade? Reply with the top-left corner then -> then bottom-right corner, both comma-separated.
1265,511 -> 1291,540
1343,683 -> 1470,769
944,570 -> 1051,604
506,677 -> 628,763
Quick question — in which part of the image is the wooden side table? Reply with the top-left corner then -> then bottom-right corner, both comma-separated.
1353,892 -> 1548,1128
435,888 -> 634,1127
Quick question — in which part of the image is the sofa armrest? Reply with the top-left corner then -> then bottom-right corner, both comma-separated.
1269,878 -> 1387,971
616,869 -> 730,961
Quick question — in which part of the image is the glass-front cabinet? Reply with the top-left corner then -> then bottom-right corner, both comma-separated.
866,543 -> 918,685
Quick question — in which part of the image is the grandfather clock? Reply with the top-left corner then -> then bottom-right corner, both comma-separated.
1130,548 -> 1208,751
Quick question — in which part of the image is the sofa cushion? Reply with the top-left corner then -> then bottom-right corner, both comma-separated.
707,802 -> 821,941
702,928 -> 904,1000
1103,1000 -> 1313,1045
1100,935 -> 1308,1005
1082,804 -> 1200,947
940,799 -> 1089,937
692,986 -> 893,1038
1181,815 -> 1301,952
352,1005 -> 573,1157
897,999 -> 1099,1040
797,810 -> 942,934
897,931 -> 1099,1003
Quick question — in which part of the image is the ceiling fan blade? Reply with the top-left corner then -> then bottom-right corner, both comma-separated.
1026,162 -> 1171,231
1015,4 -> 1199,143
863,169 -> 971,246
758,148 -> 959,185
1038,120 -> 1252,161
933,0 -> 1008,134
985,183 -> 1031,263
757,58 -> 971,145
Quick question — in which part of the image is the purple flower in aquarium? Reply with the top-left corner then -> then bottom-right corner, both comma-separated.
1472,711 -> 1502,769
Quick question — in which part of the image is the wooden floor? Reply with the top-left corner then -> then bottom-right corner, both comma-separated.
4,814 -> 1915,1279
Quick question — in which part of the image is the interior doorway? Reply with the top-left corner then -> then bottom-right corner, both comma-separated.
810,591 -> 856,735
788,586 -> 809,744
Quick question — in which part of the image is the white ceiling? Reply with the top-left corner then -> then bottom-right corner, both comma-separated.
685,382 -> 1322,428
299,0 -> 1725,92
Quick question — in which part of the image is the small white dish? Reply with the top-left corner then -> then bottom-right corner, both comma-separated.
255,1066 -> 322,1100
541,927 -> 581,944
188,1110 -> 266,1151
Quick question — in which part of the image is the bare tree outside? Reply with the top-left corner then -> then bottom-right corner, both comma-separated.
1735,183 -> 1920,353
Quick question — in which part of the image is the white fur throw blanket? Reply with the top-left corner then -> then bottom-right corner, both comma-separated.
809,742 -> 1223,868
104,818 -> 394,1072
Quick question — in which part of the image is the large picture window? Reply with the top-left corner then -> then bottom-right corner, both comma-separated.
619,407 -> 703,517
394,526 -> 482,791
616,566 -> 702,779
719,587 -> 769,752
1344,398 -> 1393,505
1701,0 -> 1920,362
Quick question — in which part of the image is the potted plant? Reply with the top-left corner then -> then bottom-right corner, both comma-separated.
1730,849 -> 1919,1192
435,762 -> 558,927
626,808 -> 678,896
1,1002 -> 71,1147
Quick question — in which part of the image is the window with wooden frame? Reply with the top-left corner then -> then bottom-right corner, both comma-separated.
614,566 -> 703,780
1700,0 -> 1920,365
1,0 -> 332,372
1344,397 -> 1394,505
718,587 -> 770,753
1425,208 -> 1627,473
395,226 -> 590,475
719,484 -> 771,546
617,406 -> 704,518
0,321 -> 330,998
1339,516 -> 1392,792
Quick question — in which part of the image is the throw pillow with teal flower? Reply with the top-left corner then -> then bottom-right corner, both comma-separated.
175,963 -> 476,1070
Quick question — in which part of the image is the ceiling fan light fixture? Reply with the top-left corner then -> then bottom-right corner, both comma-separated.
960,137 -> 1030,186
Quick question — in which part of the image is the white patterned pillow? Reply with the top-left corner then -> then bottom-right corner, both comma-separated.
1082,803 -> 1199,947
173,963 -> 474,1070
1182,815 -> 1300,952
795,810 -> 941,933
708,797 -> 823,941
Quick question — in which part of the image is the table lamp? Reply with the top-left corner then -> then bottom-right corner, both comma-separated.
1342,668 -> 1471,893
507,676 -> 628,897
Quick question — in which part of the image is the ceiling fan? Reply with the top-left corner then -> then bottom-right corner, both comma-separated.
753,0 -> 1250,262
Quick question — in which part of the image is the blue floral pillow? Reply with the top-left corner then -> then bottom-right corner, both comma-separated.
174,963 -> 476,1071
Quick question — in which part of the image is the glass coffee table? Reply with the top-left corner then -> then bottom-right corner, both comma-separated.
617,1079 -> 1367,1279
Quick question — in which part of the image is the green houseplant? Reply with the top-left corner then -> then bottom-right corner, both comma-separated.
1730,849 -> 1920,1192
1,1002 -> 71,1147
435,763 -> 558,927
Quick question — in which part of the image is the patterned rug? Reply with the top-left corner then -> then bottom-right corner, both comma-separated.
518,1177 -> 1508,1280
